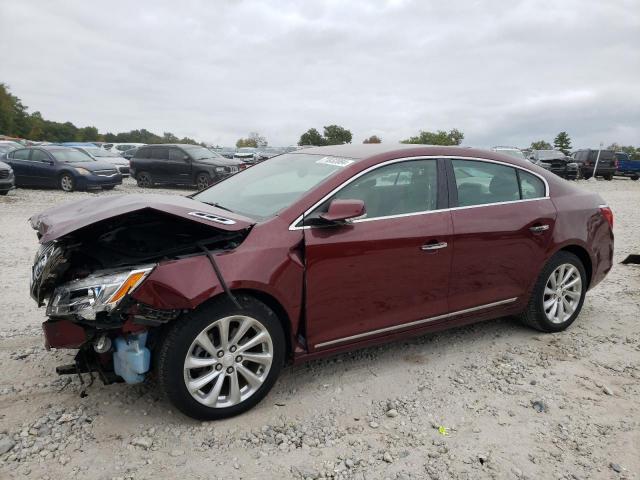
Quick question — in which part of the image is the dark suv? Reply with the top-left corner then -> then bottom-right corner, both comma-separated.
131,144 -> 245,189
571,149 -> 617,180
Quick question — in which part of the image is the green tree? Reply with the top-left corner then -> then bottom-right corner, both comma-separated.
553,132 -> 572,155
298,128 -> 326,146
236,137 -> 256,148
363,135 -> 382,144
323,125 -> 352,145
401,128 -> 464,145
530,140 -> 552,150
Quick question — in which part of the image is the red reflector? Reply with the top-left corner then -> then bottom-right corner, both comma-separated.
600,206 -> 613,229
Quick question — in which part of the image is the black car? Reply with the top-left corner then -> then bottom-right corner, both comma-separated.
529,150 -> 579,180
2,146 -> 122,192
131,144 -> 245,190
0,160 -> 15,195
571,149 -> 617,180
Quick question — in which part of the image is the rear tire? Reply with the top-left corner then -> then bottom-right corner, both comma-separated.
604,174 -> 613,181
631,175 -> 639,181
156,295 -> 285,420
136,171 -> 153,188
519,251 -> 587,332
0,190 -> 8,196
59,173 -> 75,192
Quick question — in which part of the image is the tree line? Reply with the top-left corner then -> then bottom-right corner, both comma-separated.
0,83 -> 199,145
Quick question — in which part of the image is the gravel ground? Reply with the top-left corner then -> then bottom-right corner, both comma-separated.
0,178 -> 638,480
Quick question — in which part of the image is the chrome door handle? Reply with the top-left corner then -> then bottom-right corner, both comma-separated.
529,224 -> 550,233
421,242 -> 448,251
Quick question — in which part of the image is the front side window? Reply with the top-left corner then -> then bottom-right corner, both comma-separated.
453,160 -> 520,206
31,149 -> 50,162
169,148 -> 187,161
311,159 -> 439,221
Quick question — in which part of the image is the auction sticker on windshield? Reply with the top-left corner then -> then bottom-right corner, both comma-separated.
316,157 -> 354,167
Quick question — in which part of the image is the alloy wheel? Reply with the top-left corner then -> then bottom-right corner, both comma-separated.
183,315 -> 273,408
60,175 -> 74,192
543,263 -> 583,324
197,174 -> 210,190
137,173 -> 151,188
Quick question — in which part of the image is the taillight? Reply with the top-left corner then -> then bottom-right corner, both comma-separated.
599,205 -> 613,229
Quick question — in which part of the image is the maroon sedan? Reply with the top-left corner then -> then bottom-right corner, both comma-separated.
29,144 -> 614,419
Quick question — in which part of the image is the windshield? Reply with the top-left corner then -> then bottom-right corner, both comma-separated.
537,150 -> 564,160
82,147 -> 118,157
184,145 -> 221,160
51,149 -> 94,163
193,153 -> 354,219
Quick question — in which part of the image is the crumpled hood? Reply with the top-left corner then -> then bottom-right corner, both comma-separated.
30,194 -> 255,243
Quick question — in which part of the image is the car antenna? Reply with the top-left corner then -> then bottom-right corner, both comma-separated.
197,241 -> 242,309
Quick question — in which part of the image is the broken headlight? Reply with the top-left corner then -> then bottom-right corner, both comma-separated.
46,265 -> 154,320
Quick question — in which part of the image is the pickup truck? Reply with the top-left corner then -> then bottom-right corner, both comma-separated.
615,152 -> 640,180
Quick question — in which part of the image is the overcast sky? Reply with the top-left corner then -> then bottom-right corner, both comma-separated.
1,0 -> 639,148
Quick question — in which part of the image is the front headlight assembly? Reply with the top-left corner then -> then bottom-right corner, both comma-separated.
47,265 -> 154,320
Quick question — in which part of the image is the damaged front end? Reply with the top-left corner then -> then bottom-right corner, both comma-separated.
29,194 -> 253,386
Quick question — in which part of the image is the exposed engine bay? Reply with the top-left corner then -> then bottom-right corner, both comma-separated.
29,202 -> 251,387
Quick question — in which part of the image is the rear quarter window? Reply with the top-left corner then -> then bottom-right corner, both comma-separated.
519,170 -> 545,199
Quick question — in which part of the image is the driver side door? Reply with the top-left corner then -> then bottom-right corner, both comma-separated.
303,158 -> 453,351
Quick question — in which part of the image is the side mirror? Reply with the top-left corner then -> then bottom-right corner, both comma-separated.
183,155 -> 190,161
319,199 -> 366,223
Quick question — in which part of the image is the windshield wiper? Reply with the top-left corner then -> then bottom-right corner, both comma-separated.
201,201 -> 233,212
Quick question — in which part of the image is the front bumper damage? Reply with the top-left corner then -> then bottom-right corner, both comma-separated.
29,196 -> 252,387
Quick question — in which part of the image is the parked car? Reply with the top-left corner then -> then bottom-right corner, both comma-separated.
0,160 -> 15,195
0,143 -> 18,156
491,146 -> 526,160
28,144 -> 613,420
233,147 -> 260,164
2,146 -> 122,192
72,146 -> 130,177
104,143 -> 146,154
0,140 -> 23,151
121,147 -> 138,160
614,152 -> 640,180
529,150 -> 579,179
131,144 -> 245,189
571,149 -> 617,180
216,147 -> 236,159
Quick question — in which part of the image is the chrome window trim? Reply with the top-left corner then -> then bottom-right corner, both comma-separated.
314,297 -> 518,349
289,155 -> 550,231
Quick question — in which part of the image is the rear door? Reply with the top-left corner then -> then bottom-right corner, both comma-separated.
5,148 -> 33,185
303,158 -> 453,351
148,146 -> 170,182
167,147 -> 193,184
447,158 -> 556,312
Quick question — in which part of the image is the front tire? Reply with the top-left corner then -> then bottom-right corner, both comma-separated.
59,173 -> 75,192
519,251 -> 587,332
156,295 -> 285,420
196,172 -> 211,190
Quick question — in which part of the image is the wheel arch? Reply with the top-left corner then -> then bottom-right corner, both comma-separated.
233,288 -> 294,359
557,244 -> 593,289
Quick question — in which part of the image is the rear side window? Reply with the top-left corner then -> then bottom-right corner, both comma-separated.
315,159 -> 439,220
150,147 -> 169,160
134,148 -> 150,159
11,149 -> 31,160
452,160 -> 520,207
519,170 -> 545,199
